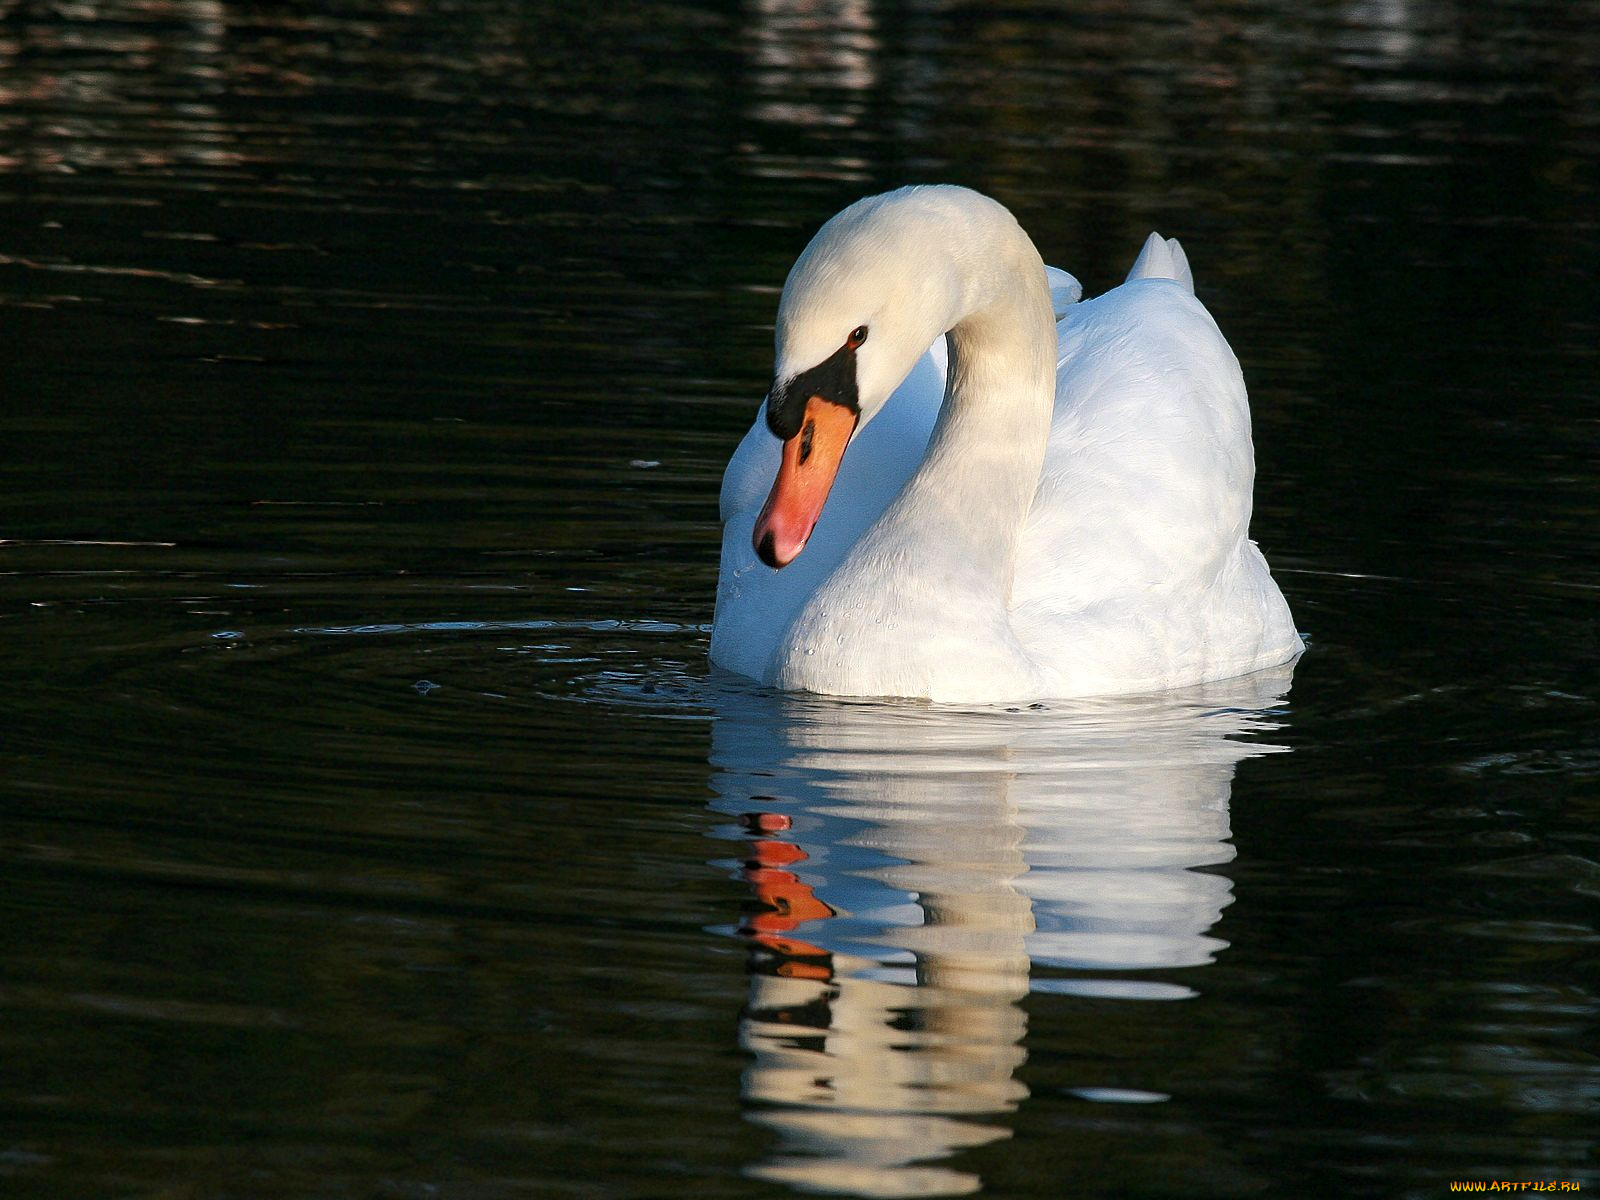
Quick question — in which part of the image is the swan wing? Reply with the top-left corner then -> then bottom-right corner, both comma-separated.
1013,250 -> 1300,692
1044,264 -> 1083,316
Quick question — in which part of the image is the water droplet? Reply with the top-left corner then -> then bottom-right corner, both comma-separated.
804,647 -> 815,656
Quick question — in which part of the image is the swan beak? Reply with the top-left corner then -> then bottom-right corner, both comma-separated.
752,395 -> 858,569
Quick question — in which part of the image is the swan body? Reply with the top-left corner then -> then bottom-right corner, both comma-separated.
712,185 -> 1301,703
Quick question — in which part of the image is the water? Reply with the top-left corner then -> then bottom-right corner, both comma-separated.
2,0 -> 1597,1195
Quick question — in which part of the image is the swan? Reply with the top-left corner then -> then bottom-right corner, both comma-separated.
712,185 -> 1301,703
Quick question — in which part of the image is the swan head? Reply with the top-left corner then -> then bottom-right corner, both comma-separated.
753,186 -> 994,568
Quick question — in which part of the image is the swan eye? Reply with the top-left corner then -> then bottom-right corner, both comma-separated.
847,325 -> 868,350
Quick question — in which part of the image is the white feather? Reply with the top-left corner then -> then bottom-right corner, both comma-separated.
712,186 -> 1301,703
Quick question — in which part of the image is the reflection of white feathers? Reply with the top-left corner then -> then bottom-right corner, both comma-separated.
713,186 -> 1301,702
709,665 -> 1295,1195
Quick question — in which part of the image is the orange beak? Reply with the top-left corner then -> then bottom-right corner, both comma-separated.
752,395 -> 859,568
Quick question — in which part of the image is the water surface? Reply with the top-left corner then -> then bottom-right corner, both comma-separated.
2,1 -> 1597,1196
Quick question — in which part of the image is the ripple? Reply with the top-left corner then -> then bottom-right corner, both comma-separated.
294,616 -> 709,637
1067,1087 -> 1171,1104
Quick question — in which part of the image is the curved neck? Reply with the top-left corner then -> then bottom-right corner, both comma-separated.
888,258 -> 1058,598
772,201 -> 1061,699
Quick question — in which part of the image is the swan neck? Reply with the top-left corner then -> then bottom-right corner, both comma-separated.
905,260 -> 1057,587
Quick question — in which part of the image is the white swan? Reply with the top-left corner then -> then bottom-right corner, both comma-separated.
712,185 -> 1301,703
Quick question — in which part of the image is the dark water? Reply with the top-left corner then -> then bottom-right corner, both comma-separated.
3,1 -> 1598,1196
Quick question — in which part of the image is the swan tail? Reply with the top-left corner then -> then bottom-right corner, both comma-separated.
1125,232 -> 1195,294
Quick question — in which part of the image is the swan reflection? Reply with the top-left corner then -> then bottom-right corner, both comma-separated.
708,665 -> 1294,1197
